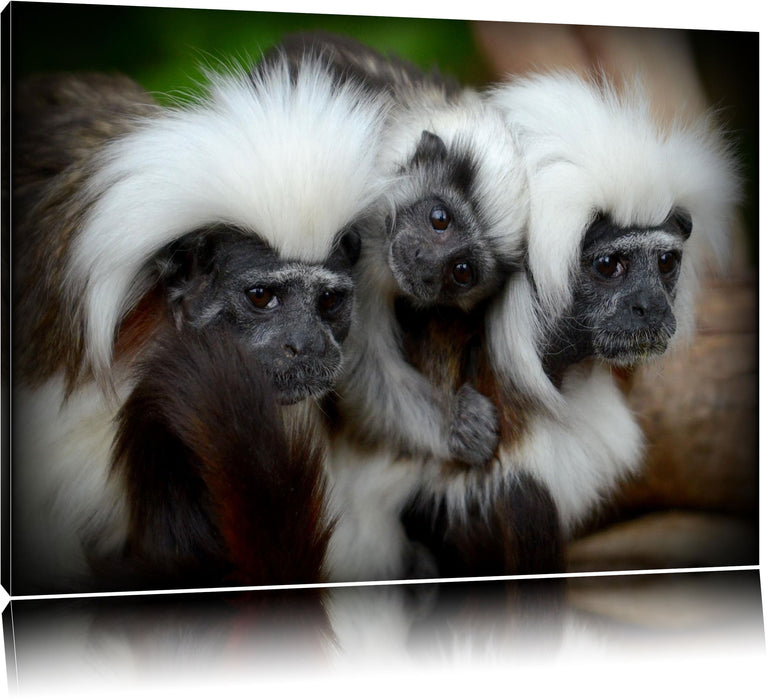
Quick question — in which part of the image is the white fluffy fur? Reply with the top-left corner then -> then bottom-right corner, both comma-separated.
14,378 -> 131,590
488,72 -> 740,333
484,269 -> 564,416
499,363 -> 642,532
325,361 -> 641,582
415,361 -> 644,535
324,442 -> 422,582
69,56 -> 389,382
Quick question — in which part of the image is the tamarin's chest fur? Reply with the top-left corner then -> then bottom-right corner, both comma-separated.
394,297 -> 530,469
394,297 -> 482,395
396,298 -> 565,576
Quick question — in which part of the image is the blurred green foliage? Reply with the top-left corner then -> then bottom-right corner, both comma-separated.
11,2 -> 491,95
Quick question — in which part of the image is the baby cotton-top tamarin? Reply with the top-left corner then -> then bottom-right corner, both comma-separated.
268,32 -> 532,469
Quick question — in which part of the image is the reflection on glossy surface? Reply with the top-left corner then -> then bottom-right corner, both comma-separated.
3,571 -> 766,696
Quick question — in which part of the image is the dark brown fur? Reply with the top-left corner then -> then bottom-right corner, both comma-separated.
12,73 -> 161,390
111,323 -> 332,589
402,473 -> 564,577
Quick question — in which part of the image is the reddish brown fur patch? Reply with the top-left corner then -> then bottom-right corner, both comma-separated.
398,302 -> 478,396
474,361 -> 531,450
113,286 -> 167,369
612,365 -> 636,394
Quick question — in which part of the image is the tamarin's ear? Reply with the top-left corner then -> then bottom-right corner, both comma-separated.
328,227 -> 362,268
158,230 -> 221,283
158,231 -> 220,329
339,228 -> 362,266
410,130 -> 448,167
669,206 -> 693,239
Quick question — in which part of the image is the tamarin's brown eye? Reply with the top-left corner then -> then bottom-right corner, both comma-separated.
319,289 -> 344,316
451,261 -> 474,287
657,251 -> 679,275
430,205 -> 451,232
246,287 -> 279,309
593,254 -> 627,279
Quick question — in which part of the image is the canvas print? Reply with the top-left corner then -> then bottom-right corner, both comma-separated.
2,2 -> 758,599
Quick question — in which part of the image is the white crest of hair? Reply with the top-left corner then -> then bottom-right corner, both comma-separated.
383,89 -> 530,263
488,70 -> 740,327
485,269 -> 565,416
68,55 -> 389,381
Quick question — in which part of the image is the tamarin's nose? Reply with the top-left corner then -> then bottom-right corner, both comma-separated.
283,330 -> 326,359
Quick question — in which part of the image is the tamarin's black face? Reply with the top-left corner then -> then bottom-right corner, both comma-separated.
386,130 -> 511,310
543,209 -> 692,373
163,226 -> 359,404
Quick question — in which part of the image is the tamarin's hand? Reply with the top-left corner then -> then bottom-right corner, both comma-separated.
448,383 -> 500,467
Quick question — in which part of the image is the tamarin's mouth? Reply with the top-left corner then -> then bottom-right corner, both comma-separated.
274,381 -> 331,405
270,361 -> 342,405
593,328 -> 673,365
